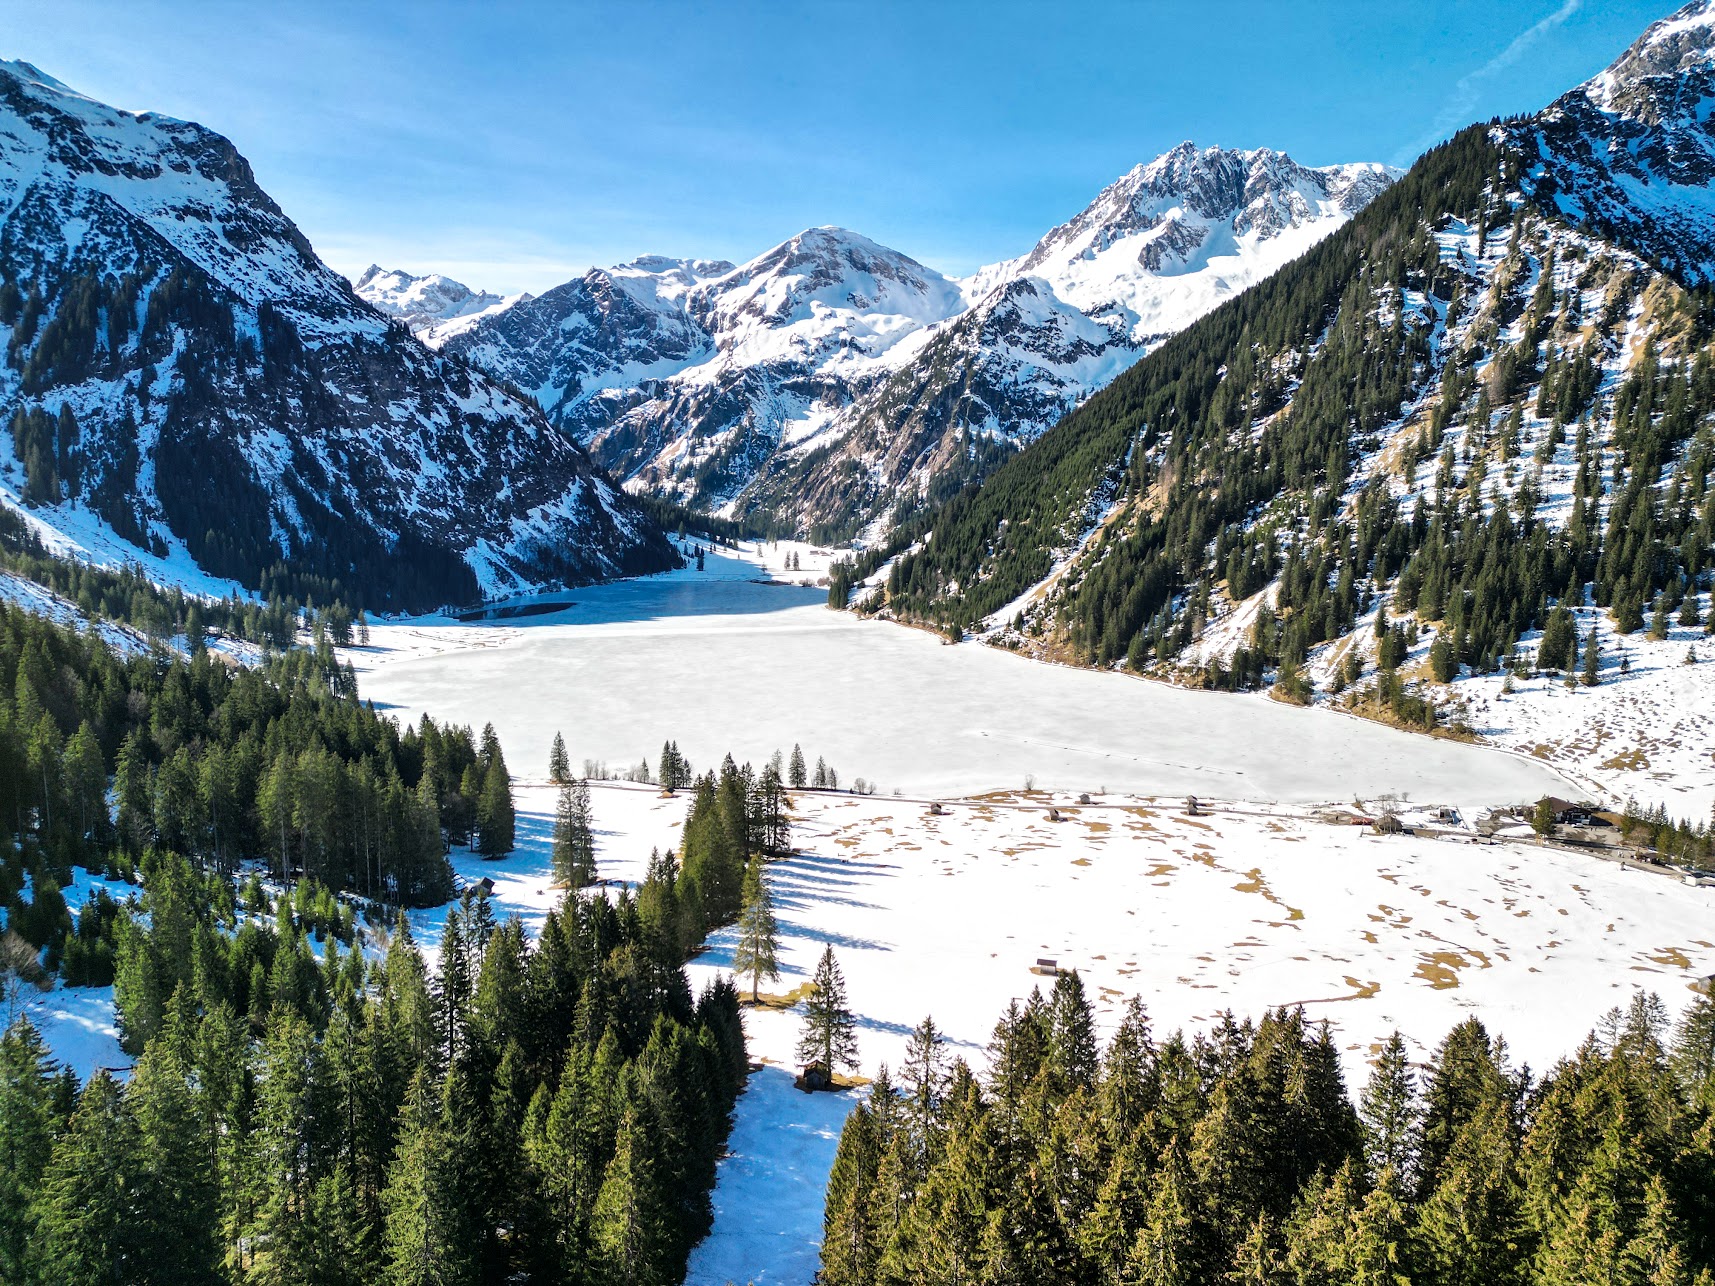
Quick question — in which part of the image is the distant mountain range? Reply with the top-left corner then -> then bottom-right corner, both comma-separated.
0,59 -> 675,611
360,148 -> 1398,538
4,0 -> 1711,626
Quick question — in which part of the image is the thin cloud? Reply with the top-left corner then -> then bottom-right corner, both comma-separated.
1391,0 -> 1582,166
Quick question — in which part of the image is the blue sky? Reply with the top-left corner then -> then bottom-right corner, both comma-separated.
0,0 -> 1675,293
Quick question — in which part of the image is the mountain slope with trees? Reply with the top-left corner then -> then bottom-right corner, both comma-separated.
855,3 -> 1715,812
0,59 -> 676,614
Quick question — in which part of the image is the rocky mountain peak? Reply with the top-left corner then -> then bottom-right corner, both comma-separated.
353,264 -> 513,334
1583,0 -> 1715,116
1527,0 -> 1715,284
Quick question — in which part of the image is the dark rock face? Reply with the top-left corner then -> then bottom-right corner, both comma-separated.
1523,1 -> 1715,285
0,60 -> 674,610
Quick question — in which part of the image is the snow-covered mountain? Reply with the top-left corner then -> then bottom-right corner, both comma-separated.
744,146 -> 1399,535
439,147 -> 1399,534
862,2 -> 1715,819
0,59 -> 674,609
1525,0 -> 1715,284
352,264 -> 521,341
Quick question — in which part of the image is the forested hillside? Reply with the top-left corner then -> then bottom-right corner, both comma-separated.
818,978 -> 1715,1285
0,59 -> 676,615
0,600 -> 749,1285
859,8 -> 1715,770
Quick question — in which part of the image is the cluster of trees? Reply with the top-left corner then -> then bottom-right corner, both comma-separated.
0,601 -> 531,1001
857,121 -> 1715,705
819,977 -> 1715,1286
2,874 -> 747,1286
631,754 -> 792,963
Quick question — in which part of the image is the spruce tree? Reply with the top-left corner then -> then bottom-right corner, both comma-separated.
383,1069 -> 474,1286
789,743 -> 807,789
548,732 -> 570,785
129,1041 -> 222,1284
820,1102 -> 881,1286
552,780 -> 596,887
798,945 -> 858,1078
1359,1030 -> 1419,1184
475,754 -> 515,857
0,1019 -> 54,1282
731,853 -> 781,1003
1047,969 -> 1098,1091
32,1071 -> 146,1285
590,1106 -> 673,1286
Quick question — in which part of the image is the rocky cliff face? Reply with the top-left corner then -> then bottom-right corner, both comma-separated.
1523,0 -> 1715,285
0,60 -> 675,609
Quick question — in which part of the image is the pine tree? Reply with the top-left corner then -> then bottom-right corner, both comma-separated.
789,743 -> 807,789
731,853 -> 781,1003
1582,627 -> 1601,686
548,732 -> 570,785
798,945 -> 858,1078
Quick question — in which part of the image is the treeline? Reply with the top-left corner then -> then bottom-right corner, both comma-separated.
2,877 -> 746,1285
820,977 -> 1715,1286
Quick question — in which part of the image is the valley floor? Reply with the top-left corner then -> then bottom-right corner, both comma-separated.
20,542 -> 1713,1286
460,781 -> 1715,1285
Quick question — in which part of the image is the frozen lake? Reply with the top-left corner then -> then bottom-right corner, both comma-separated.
356,544 -> 1573,807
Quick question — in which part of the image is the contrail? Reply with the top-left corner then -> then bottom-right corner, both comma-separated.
1392,0 -> 1583,166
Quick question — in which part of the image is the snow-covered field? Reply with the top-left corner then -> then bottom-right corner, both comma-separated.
353,542 -> 1574,810
449,780 -> 1715,1286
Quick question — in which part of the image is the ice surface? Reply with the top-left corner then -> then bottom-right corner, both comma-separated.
355,544 -> 1575,811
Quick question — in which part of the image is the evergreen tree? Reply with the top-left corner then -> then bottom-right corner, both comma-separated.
731,852 -> 781,1003
552,780 -> 596,887
129,1040 -> 222,1285
820,1101 -> 882,1286
382,1069 -> 474,1286
31,1071 -> 146,1286
590,1106 -> 673,1286
548,732 -> 570,785
475,752 -> 515,858
0,1019 -> 55,1282
798,945 -> 859,1077
1360,1030 -> 1419,1184
789,743 -> 807,789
